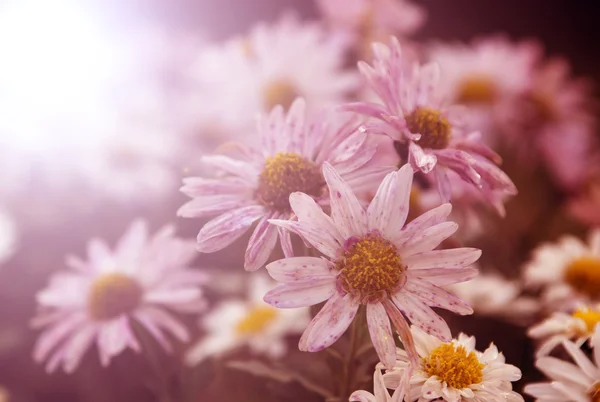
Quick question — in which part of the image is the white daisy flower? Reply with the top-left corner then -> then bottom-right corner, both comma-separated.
524,330 -> 600,401
528,304 -> 600,357
185,275 -> 309,365
383,326 -> 523,402
524,228 -> 600,310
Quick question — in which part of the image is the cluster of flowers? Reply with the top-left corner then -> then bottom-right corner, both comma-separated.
0,0 -> 598,401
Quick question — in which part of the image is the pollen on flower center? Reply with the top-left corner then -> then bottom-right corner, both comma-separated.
405,107 -> 452,150
422,343 -> 484,389
456,75 -> 498,105
235,306 -> 278,335
572,307 -> 600,334
337,232 -> 404,301
256,152 -> 325,212
564,256 -> 600,299
88,273 -> 143,321
263,79 -> 299,111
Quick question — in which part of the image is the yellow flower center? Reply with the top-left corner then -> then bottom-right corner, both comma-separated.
572,307 -> 600,334
564,256 -> 600,299
422,343 -> 484,389
256,152 -> 325,212
589,383 -> 600,402
235,306 -> 278,335
88,273 -> 143,321
456,75 -> 498,105
263,79 -> 299,111
405,107 -> 452,150
337,232 -> 404,302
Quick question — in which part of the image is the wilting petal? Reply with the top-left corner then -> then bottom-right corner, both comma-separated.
366,302 -> 396,369
197,205 -> 265,253
264,278 -> 336,308
392,292 -> 451,341
266,257 -> 335,283
323,162 -> 367,238
299,292 -> 359,352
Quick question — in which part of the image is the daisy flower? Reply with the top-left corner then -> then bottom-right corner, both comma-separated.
448,272 -> 538,322
350,365 -> 407,402
524,228 -> 600,309
32,220 -> 207,373
428,36 -> 538,138
178,98 -> 392,271
528,304 -> 600,357
263,163 -> 480,368
345,37 -> 517,203
524,330 -> 600,401
190,13 -> 359,142
185,275 -> 309,365
383,326 -> 523,402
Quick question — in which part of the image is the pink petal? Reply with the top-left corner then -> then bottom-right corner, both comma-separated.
323,162 -> 367,238
268,219 -> 339,258
415,62 -> 440,106
117,220 -> 148,264
367,164 -> 413,238
392,203 -> 452,245
97,317 -> 130,366
383,299 -> 418,368
410,268 -> 479,286
403,248 -> 482,270
404,277 -> 473,315
87,238 -> 112,268
180,177 -> 251,197
299,292 -> 359,352
435,168 -> 451,203
244,214 -> 279,272
342,101 -> 389,121
65,255 -> 92,274
563,339 -> 599,379
264,278 -> 336,308
278,226 -> 294,258
266,257 -> 334,283
289,192 -> 344,245
397,221 -> 458,257
34,313 -> 87,362
408,142 -> 437,173
201,155 -> 259,182
133,311 -> 172,353
366,302 -> 396,369
349,391 -> 376,402
177,195 -> 252,218
139,307 -> 189,342
144,288 -> 202,305
392,292 -> 451,341
196,205 -> 265,253
63,325 -> 98,373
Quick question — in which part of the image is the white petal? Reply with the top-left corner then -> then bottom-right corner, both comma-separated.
397,221 -> 458,257
392,292 -> 451,341
404,277 -> 473,315
196,205 -> 265,253
264,278 -> 337,308
367,302 -> 397,369
289,192 -> 344,245
269,219 -> 340,258
403,248 -> 482,270
266,257 -> 335,283
244,214 -> 279,271
392,203 -> 452,245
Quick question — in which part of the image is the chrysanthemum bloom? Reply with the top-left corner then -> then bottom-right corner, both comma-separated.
383,326 -> 523,402
189,14 -> 359,142
350,365 -> 407,402
448,272 -> 538,322
524,330 -> 600,401
264,163 -> 479,368
528,305 -> 600,357
428,36 -> 538,138
185,275 -> 309,365
32,220 -> 207,373
506,58 -> 595,190
524,228 -> 600,309
179,98 -> 392,271
344,38 -> 517,203
316,0 -> 425,46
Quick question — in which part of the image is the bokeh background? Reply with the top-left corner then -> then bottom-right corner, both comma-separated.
0,1 -> 599,401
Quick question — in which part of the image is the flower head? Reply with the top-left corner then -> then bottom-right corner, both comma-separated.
185,275 -> 309,365
528,304 -> 600,357
179,98 -> 392,271
32,220 -> 207,373
190,14 -> 359,142
524,330 -> 600,401
524,228 -> 600,309
345,37 -> 517,203
384,326 -> 523,401
264,163 -> 479,368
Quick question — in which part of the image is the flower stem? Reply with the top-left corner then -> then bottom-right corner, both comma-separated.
341,310 -> 362,400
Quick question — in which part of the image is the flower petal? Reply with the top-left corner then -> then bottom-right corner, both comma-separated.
289,192 -> 344,246
403,248 -> 482,270
397,221 -> 458,257
269,219 -> 339,258
404,277 -> 473,315
392,292 -> 451,341
366,302 -> 396,369
323,162 -> 367,238
410,268 -> 479,286
264,278 -> 336,308
197,205 -> 265,253
245,214 -> 279,271
177,195 -> 252,218
266,257 -> 335,283
299,292 -> 359,352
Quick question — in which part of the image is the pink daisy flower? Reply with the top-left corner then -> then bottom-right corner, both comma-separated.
178,98 -> 393,271
344,37 -> 517,203
32,220 -> 207,373
263,163 -> 480,368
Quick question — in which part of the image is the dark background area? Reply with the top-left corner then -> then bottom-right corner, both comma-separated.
0,1 -> 599,401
